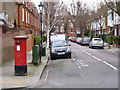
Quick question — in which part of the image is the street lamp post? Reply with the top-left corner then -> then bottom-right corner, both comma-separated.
38,2 -> 43,62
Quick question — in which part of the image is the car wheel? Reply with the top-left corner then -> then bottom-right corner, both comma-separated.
91,46 -> 94,49
51,55 -> 55,60
89,46 -> 91,48
100,47 -> 103,49
68,54 -> 71,58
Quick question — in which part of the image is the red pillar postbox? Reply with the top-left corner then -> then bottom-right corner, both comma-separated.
13,36 -> 28,76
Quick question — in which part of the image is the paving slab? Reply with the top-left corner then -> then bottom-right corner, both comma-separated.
1,49 -> 49,90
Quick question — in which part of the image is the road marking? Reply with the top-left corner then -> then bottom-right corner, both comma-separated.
73,58 -> 75,61
92,56 -> 102,61
76,63 -> 79,66
81,64 -> 89,67
75,61 -> 78,65
82,50 -> 91,56
44,70 -> 49,82
72,57 -> 84,77
72,57 -> 89,68
79,66 -> 82,68
82,50 -> 118,71
102,61 -> 118,70
80,73 -> 84,77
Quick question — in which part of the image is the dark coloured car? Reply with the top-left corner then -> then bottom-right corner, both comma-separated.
50,40 -> 71,60
80,37 -> 91,45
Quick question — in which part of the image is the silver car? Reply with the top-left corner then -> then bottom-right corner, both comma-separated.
76,37 -> 82,44
89,38 -> 104,49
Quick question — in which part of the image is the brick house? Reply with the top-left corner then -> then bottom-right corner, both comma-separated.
0,1 -> 40,64
0,1 -> 40,35
66,20 -> 77,37
15,1 -> 40,35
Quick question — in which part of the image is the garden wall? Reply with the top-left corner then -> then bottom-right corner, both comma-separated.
1,27 -> 34,66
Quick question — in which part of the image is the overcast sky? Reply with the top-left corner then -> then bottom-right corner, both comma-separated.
32,0 -> 105,11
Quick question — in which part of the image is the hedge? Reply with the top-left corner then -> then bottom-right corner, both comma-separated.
95,34 -> 120,45
34,36 -> 47,45
102,35 -> 120,45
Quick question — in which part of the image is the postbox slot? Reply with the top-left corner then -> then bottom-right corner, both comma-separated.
15,41 -> 21,44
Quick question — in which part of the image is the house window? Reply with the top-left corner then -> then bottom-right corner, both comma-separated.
22,8 -> 24,22
28,13 -> 30,24
26,11 -> 28,23
111,11 -> 114,20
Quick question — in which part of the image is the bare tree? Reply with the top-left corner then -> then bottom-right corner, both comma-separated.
90,2 -> 114,48
104,0 -> 120,16
42,1 -> 68,48
90,2 -> 108,37
67,1 -> 90,37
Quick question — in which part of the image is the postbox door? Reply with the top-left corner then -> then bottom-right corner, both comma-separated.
15,40 -> 27,65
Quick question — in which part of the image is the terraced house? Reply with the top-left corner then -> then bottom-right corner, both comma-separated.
0,1 -> 40,35
0,1 -> 40,65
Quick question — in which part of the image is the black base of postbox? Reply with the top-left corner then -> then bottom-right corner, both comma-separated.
15,65 -> 27,76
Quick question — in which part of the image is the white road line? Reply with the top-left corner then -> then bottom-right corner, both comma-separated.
79,66 -> 82,68
92,56 -> 102,61
82,50 -> 118,71
102,61 -> 118,70
85,52 -> 91,56
76,63 -> 79,66
82,50 -> 91,56
73,58 -> 75,61
81,50 -> 85,53
81,64 -> 89,67
75,61 -> 77,64
44,70 -> 49,82
80,73 -> 84,77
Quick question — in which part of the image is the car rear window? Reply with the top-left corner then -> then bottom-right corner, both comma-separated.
83,38 -> 90,41
52,41 -> 68,47
94,39 -> 101,41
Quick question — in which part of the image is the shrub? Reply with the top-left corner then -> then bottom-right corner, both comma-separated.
42,36 -> 47,42
93,34 -> 120,45
108,35 -> 114,44
34,36 -> 40,45
114,35 -> 120,45
34,36 -> 47,45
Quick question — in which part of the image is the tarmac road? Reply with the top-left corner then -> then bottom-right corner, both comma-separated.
35,42 -> 118,88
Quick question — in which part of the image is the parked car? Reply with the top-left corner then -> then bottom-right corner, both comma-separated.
76,37 -> 82,44
50,34 -> 67,48
89,38 -> 104,49
71,37 -> 76,42
50,40 -> 71,60
68,37 -> 72,40
80,37 -> 91,45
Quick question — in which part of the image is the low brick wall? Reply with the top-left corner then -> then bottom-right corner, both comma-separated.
1,27 -> 34,65
26,34 -> 34,52
2,30 -> 19,65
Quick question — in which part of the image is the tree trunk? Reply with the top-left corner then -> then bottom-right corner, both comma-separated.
47,30 -> 50,48
46,3 -> 50,49
100,27 -> 102,38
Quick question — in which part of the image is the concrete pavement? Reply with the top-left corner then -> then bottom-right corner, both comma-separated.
104,43 -> 119,53
1,48 -> 50,90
